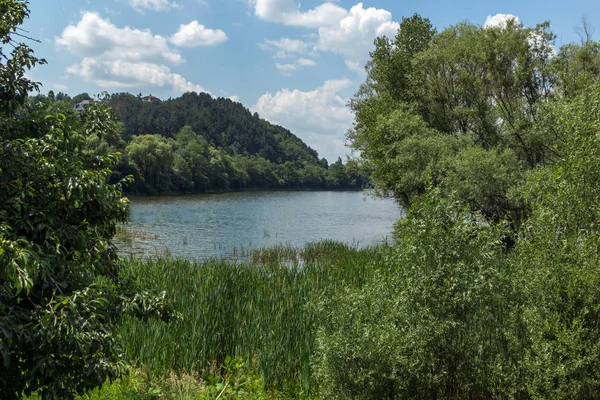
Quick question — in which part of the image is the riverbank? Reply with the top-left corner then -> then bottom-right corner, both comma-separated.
25,241 -> 387,400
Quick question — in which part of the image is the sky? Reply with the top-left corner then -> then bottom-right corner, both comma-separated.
21,0 -> 600,162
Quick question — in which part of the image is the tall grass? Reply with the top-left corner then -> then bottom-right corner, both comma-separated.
118,241 -> 389,391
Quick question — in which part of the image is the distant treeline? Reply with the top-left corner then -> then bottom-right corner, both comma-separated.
37,91 -> 369,195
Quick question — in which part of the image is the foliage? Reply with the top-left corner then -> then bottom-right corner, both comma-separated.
313,192 -> 520,399
23,361 -> 320,400
349,15 -> 557,219
314,19 -> 600,399
45,89 -> 370,194
117,242 -> 386,391
8,4 -> 600,398
512,81 -> 600,398
0,2 -> 173,398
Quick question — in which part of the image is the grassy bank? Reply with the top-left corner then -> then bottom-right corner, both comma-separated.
81,242 -> 387,398
119,242 -> 387,388
23,241 -> 382,399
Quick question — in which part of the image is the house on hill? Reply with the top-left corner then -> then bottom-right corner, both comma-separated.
74,99 -> 94,112
141,95 -> 162,104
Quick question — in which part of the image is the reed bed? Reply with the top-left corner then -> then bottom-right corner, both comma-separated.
118,241 -> 389,391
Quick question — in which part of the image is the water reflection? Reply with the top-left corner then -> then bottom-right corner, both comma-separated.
115,191 -> 401,261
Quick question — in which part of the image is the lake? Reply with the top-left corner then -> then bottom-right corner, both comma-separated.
116,190 -> 401,261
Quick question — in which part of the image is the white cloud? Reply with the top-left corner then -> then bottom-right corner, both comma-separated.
484,13 -> 520,29
286,3 -> 349,28
275,58 -> 316,74
170,20 -> 228,47
260,37 -> 316,73
259,37 -> 310,57
276,63 -> 298,72
252,0 -> 297,23
297,58 -> 316,66
252,79 -> 354,161
251,1 -> 399,73
56,12 -> 183,64
129,0 -> 180,12
66,59 -> 208,93
56,12 -> 209,95
315,3 -> 398,73
229,95 -> 240,102
252,0 -> 347,27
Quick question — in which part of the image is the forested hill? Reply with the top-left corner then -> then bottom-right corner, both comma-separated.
110,92 -> 324,167
47,91 -> 369,195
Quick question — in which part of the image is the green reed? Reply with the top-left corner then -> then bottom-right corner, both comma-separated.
118,241 -> 388,391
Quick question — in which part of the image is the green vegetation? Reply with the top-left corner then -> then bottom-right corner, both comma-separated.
349,14 -> 558,220
36,92 -> 369,195
6,1 -> 600,399
118,242 -> 384,389
0,2 -> 173,398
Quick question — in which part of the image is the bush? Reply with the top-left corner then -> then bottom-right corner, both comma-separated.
313,191 -> 521,399
0,2 -> 172,397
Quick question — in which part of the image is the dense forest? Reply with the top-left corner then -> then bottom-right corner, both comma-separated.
5,0 -> 600,398
33,91 -> 368,194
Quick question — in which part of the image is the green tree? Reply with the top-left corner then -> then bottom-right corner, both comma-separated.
0,2 -> 172,397
511,81 -> 600,398
349,15 -> 555,219
326,157 -> 347,189
72,92 -> 92,103
314,191 -> 519,399
125,134 -> 174,192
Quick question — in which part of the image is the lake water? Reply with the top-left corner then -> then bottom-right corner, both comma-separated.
116,191 -> 401,261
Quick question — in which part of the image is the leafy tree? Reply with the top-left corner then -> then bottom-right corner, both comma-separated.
72,92 -> 92,103
349,15 -> 555,219
323,14 -> 600,399
326,157 -> 347,188
0,2 -> 172,398
314,191 -> 519,399
125,134 -> 175,193
550,40 -> 600,97
55,91 -> 70,101
511,81 -> 600,398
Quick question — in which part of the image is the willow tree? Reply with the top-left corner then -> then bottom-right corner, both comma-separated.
349,15 -> 556,220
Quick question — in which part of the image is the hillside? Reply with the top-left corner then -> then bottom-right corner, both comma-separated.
110,92 -> 325,167
53,91 -> 369,194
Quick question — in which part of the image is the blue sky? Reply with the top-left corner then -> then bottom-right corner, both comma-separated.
23,0 -> 600,162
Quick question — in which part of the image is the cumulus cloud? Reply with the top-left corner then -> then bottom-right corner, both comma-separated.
285,3 -> 349,28
297,58 -> 316,67
170,21 -> 228,47
260,37 -> 317,73
56,12 -> 183,64
275,63 -> 299,72
275,58 -> 316,74
252,79 -> 354,161
251,1 -> 399,73
259,37 -> 311,58
129,0 -> 180,12
484,13 -> 520,28
315,3 -> 398,73
251,0 -> 347,27
56,12 -> 215,94
253,0 -> 298,22
66,59 -> 207,93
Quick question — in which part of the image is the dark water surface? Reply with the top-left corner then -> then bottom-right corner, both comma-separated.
116,191 -> 401,261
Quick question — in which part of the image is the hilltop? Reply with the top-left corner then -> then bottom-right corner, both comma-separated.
44,90 -> 368,194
